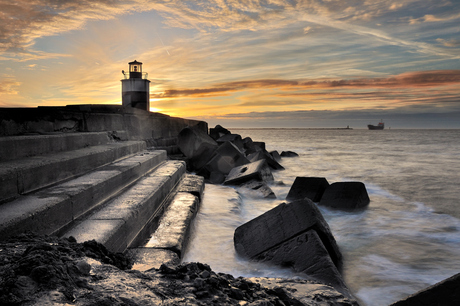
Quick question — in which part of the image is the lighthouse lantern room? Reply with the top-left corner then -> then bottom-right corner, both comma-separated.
121,60 -> 150,111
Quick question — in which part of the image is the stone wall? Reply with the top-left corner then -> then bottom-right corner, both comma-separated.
0,105 -> 207,145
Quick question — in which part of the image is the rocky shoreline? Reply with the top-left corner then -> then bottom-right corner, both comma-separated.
0,232 -> 358,305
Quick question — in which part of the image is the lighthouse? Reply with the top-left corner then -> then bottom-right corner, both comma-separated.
121,60 -> 150,111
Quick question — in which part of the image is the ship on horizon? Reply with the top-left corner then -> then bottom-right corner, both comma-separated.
368,120 -> 384,130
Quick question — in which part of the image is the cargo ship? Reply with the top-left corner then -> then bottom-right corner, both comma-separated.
368,121 -> 384,130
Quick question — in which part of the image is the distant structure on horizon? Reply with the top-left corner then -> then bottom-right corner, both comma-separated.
121,60 -> 150,111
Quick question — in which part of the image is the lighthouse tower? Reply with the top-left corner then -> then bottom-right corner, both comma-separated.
121,60 -> 150,111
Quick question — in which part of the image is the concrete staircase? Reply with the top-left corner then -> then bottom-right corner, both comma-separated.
0,131 -> 204,259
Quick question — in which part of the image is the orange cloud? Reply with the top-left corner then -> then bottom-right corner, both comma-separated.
151,70 -> 460,100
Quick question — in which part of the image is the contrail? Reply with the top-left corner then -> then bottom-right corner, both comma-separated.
155,29 -> 170,56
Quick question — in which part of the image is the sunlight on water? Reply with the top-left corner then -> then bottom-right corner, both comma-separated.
182,129 -> 460,305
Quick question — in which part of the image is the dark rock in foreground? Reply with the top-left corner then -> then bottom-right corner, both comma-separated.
234,198 -> 342,265
234,199 -> 350,296
320,182 -> 370,210
286,177 -> 330,202
0,233 -> 359,305
390,272 -> 460,306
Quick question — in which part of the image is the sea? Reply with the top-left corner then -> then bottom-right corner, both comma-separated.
182,128 -> 460,306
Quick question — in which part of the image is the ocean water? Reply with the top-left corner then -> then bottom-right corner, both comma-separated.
182,129 -> 460,305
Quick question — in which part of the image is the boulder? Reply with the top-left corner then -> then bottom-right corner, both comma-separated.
243,138 -> 265,155
197,141 -> 250,179
254,229 -> 351,297
234,199 -> 342,267
209,125 -> 231,140
216,134 -> 244,151
247,150 -> 285,170
280,151 -> 299,157
239,180 -> 276,199
177,126 -> 218,170
390,272 -> 460,306
286,177 -> 329,202
224,160 -> 274,186
269,150 -> 281,162
320,182 -> 370,210
209,171 -> 226,184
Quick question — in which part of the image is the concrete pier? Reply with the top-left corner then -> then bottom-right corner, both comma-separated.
0,105 -> 206,264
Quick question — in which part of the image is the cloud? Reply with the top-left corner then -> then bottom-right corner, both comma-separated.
153,70 -> 460,99
436,38 -> 460,47
0,79 -> 21,95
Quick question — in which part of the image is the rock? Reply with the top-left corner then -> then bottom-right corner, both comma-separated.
240,180 -> 276,199
254,229 -> 350,297
280,151 -> 299,157
234,199 -> 342,268
247,151 -> 285,171
209,171 -> 226,184
177,126 -> 218,170
216,133 -> 244,151
390,272 -> 460,306
249,278 -> 359,306
197,141 -> 250,179
286,177 -> 330,202
269,151 -> 281,162
243,138 -> 265,155
209,125 -> 231,140
319,182 -> 370,210
224,160 -> 274,186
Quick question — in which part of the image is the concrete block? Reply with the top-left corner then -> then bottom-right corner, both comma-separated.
390,272 -> 460,306
216,133 -> 244,151
269,150 -> 281,162
198,141 -> 250,178
234,199 -> 342,267
247,150 -> 284,170
177,174 -> 205,200
144,192 -> 200,257
281,151 -> 299,157
209,125 -> 231,140
254,230 -> 350,297
239,180 -> 276,199
224,160 -> 274,186
286,177 -> 330,202
177,126 -> 218,170
320,182 -> 370,210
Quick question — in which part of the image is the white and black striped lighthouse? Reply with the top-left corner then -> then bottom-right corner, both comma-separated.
121,60 -> 150,111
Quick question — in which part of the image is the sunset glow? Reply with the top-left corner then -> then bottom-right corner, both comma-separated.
1,1 -> 459,128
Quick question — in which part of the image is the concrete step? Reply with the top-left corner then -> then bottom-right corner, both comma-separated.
0,140 -> 146,204
0,150 -> 167,239
126,174 -> 205,270
60,160 -> 188,253
0,131 -> 128,162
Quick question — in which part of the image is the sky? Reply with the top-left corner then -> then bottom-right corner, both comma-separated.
1,0 -> 460,128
